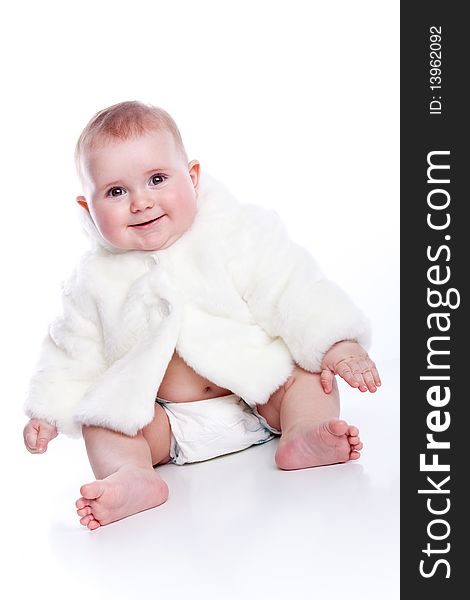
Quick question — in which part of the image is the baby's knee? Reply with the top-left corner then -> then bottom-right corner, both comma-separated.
283,364 -> 307,391
286,365 -> 339,396
284,364 -> 315,389
82,423 -> 102,438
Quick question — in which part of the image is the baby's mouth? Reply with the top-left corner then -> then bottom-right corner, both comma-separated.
129,216 -> 163,228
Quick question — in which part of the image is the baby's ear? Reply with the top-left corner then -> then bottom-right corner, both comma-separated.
76,195 -> 89,212
188,160 -> 200,191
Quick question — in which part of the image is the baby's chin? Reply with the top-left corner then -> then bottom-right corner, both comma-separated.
125,231 -> 185,252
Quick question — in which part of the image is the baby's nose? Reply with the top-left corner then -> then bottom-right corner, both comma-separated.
130,192 -> 154,211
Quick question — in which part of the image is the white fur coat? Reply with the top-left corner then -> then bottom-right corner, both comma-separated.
24,172 -> 370,438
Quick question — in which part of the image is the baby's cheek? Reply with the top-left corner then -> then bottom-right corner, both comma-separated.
175,201 -> 197,232
94,212 -> 124,244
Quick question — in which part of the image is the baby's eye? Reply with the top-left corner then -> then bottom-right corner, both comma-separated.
150,174 -> 166,186
107,187 -> 126,198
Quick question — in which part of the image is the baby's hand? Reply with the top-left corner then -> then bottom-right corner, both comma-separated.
23,419 -> 58,454
320,341 -> 381,394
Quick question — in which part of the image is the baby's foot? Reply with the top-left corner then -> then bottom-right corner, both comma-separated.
275,419 -> 363,470
75,466 -> 169,530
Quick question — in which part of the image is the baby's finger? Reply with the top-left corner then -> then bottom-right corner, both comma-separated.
371,365 -> 382,387
25,432 -> 39,451
36,436 -> 49,453
336,361 -> 361,389
362,370 -> 377,392
320,369 -> 334,394
361,358 -> 383,392
356,357 -> 377,392
358,359 -> 378,392
351,359 -> 373,392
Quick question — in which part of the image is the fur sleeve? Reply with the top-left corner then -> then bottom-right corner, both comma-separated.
23,261 -> 107,438
230,204 -> 371,373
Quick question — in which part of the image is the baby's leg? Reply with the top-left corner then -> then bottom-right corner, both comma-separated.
256,365 -> 363,470
75,403 -> 171,530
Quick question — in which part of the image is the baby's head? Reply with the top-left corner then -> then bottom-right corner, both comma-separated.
75,101 -> 200,252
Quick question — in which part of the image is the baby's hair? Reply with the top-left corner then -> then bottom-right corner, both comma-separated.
74,100 -> 188,180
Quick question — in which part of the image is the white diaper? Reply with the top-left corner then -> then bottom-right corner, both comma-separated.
155,393 -> 280,465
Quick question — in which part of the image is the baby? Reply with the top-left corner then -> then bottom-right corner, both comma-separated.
23,101 -> 381,531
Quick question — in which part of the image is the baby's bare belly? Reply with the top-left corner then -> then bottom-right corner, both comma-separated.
156,351 -> 232,402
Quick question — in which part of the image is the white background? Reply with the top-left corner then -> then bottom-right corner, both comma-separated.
1,1 -> 399,599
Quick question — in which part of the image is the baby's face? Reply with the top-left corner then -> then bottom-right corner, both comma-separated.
77,130 -> 199,251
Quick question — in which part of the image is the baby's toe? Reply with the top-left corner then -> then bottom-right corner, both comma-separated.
348,435 -> 360,445
327,419 -> 349,436
350,449 -> 361,460
352,441 -> 363,451
79,513 -> 101,530
75,497 -> 89,510
87,519 -> 101,531
80,481 -> 105,500
77,506 -> 92,518
80,514 -> 94,527
348,425 -> 359,437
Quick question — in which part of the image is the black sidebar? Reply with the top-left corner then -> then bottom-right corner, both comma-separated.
401,2 -> 468,597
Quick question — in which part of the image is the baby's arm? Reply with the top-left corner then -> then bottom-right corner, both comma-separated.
320,340 -> 381,394
23,418 -> 58,453
230,205 -> 370,374
24,259 -> 107,438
